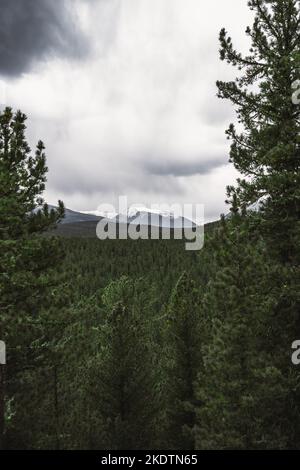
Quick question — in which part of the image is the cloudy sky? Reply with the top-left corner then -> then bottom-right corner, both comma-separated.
0,0 -> 254,221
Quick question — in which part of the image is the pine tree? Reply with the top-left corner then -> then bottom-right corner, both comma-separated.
87,300 -> 158,450
0,107 -> 64,448
194,0 -> 300,449
194,216 -> 297,449
0,107 -> 64,332
217,0 -> 300,264
164,272 -> 202,450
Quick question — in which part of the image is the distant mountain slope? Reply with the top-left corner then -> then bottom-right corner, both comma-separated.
48,205 -> 103,225
47,205 -> 212,238
86,206 -> 197,228
52,221 -> 201,239
53,220 -> 100,237
48,205 -> 198,227
114,209 -> 196,228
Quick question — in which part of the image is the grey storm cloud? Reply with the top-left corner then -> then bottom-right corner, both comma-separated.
3,0 -> 253,221
0,0 -> 88,77
144,156 -> 227,177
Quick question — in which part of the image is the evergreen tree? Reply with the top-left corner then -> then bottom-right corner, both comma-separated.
217,0 -> 300,264
164,272 -> 202,450
193,0 -> 300,449
88,300 -> 158,450
0,107 -> 64,448
0,107 -> 64,334
195,216 -> 298,449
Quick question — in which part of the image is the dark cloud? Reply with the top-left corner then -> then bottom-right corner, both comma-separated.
0,0 -> 88,77
48,163 -> 183,197
144,156 -> 227,177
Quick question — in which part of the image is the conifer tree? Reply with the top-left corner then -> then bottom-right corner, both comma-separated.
195,216 -> 297,449
164,272 -> 202,450
193,0 -> 300,449
0,107 -> 64,332
217,0 -> 300,263
0,107 -> 64,448
88,295 -> 158,450
194,2 -> 300,449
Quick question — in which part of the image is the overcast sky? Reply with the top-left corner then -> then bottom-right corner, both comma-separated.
0,0 -> 254,221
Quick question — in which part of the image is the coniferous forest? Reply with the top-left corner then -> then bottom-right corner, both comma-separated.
0,0 -> 300,450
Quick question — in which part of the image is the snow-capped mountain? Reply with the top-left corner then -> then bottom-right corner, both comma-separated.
46,205 -> 198,228
86,206 -> 197,228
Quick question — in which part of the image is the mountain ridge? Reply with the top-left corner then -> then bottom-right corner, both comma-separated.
50,205 -> 198,228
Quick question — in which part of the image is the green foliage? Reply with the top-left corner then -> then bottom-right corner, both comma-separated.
0,107 -> 64,449
87,299 -> 158,450
163,272 -> 202,450
195,217 -> 300,449
218,0 -> 300,264
0,107 -> 64,336
194,0 -> 300,448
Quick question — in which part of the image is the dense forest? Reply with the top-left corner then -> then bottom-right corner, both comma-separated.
1,0 -> 300,450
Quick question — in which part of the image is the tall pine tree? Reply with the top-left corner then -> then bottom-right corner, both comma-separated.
163,272 -> 202,450
88,300 -> 158,450
217,0 -> 300,264
194,0 -> 300,449
0,107 -> 64,449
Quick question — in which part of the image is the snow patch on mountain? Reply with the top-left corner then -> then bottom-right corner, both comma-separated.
85,205 -> 197,228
